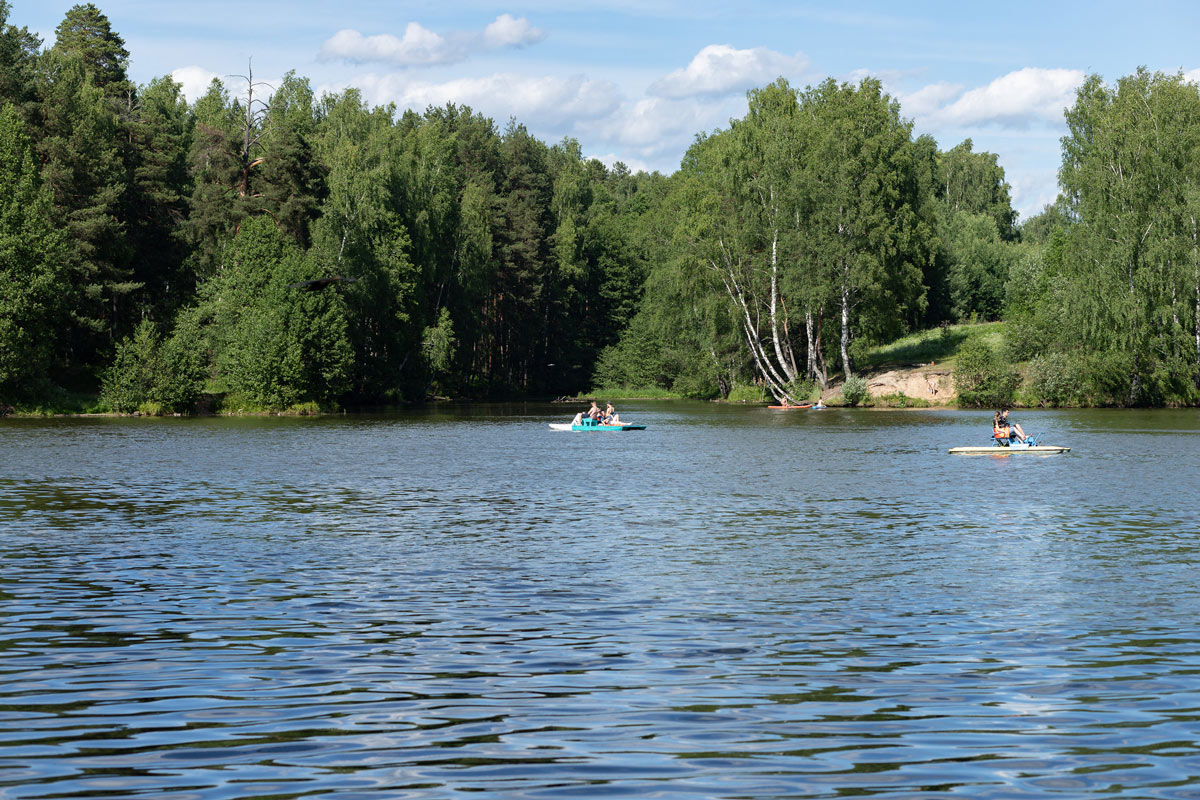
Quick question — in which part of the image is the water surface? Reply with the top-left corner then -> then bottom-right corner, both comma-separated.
2,404 -> 1199,798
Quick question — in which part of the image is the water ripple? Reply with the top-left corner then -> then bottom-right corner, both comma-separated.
3,408 -> 1200,797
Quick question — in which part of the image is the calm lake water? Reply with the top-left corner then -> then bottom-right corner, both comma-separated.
2,404 -> 1200,799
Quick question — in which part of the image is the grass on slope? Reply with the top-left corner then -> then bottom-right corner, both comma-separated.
860,322 -> 1006,370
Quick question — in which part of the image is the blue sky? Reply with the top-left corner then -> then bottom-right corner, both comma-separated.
15,1 -> 1200,219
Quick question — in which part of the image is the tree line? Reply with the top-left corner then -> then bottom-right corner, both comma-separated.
593,71 -> 1200,408
0,2 -> 654,412
1,3 -> 1196,411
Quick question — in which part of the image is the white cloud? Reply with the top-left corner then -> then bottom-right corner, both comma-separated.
320,15 -> 545,67
648,44 -> 810,99
354,72 -> 622,128
591,152 -> 655,174
896,81 -> 964,119
483,14 -> 545,49
927,67 -> 1085,128
589,93 -> 748,172
171,66 -> 221,103
319,23 -> 458,66
597,96 -> 710,148
1007,166 -> 1062,221
1184,68 -> 1200,85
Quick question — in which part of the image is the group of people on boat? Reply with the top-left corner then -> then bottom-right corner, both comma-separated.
571,401 -> 627,426
992,408 -> 1027,444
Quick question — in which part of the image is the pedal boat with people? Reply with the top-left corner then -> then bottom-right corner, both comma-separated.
948,430 -> 1069,454
549,417 -> 646,432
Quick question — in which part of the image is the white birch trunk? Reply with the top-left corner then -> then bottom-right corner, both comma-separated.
805,311 -> 816,381
840,267 -> 853,381
767,228 -> 796,385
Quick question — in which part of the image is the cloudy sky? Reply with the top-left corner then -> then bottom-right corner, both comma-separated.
16,1 -> 1200,219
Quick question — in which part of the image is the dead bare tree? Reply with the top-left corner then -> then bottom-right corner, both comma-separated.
227,59 -> 273,198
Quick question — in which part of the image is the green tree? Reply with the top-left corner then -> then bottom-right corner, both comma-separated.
36,46 -> 131,374
0,103 -> 68,400
312,88 -> 417,401
259,72 -> 326,246
200,216 -> 353,409
941,209 -> 1017,321
937,138 -> 1017,240
1058,69 -> 1200,404
51,3 -> 130,97
123,75 -> 193,319
798,77 -> 931,379
185,78 -> 244,279
0,1 -> 41,123
953,338 -> 1019,407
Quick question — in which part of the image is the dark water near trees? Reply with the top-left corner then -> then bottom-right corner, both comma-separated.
2,404 -> 1200,799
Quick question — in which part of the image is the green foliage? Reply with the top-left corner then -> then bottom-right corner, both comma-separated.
874,392 -> 931,408
0,2 -> 41,124
203,217 -> 353,410
52,3 -> 130,95
1018,202 -> 1069,245
422,307 -> 456,393
1028,352 -> 1082,407
282,401 -> 320,416
102,320 -> 162,413
935,138 -> 1017,240
1053,69 -> 1200,405
583,386 -> 683,400
0,102 -> 68,401
136,400 -> 164,416
941,209 -> 1019,321
861,322 -> 1005,369
157,309 -> 207,410
8,9 -> 1200,412
953,338 -> 1020,407
726,383 -> 768,403
841,375 -> 869,406
101,317 -> 205,413
36,46 -> 131,366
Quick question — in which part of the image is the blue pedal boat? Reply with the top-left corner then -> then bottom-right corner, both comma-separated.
549,417 -> 646,432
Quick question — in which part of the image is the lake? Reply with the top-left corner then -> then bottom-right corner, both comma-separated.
2,403 -> 1199,798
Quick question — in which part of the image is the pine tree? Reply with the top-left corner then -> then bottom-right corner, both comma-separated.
0,103 -> 69,400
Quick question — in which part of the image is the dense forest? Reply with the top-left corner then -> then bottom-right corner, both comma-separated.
1,3 -> 1198,412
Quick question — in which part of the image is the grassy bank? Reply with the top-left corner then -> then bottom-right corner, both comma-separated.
571,386 -> 690,401
860,322 -> 1006,370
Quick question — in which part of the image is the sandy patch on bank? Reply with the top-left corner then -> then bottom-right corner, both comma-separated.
821,364 -> 955,403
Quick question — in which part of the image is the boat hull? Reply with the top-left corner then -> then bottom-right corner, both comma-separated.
767,404 -> 811,409
948,445 -> 1070,454
549,423 -> 646,432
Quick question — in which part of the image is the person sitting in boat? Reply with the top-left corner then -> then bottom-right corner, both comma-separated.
1000,409 -> 1027,442
602,402 -> 622,425
993,410 -> 1025,444
587,401 -> 602,421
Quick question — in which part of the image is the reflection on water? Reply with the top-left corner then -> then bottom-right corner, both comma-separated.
2,406 -> 1200,798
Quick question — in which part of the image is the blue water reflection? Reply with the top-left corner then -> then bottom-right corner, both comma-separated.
2,405 -> 1200,797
